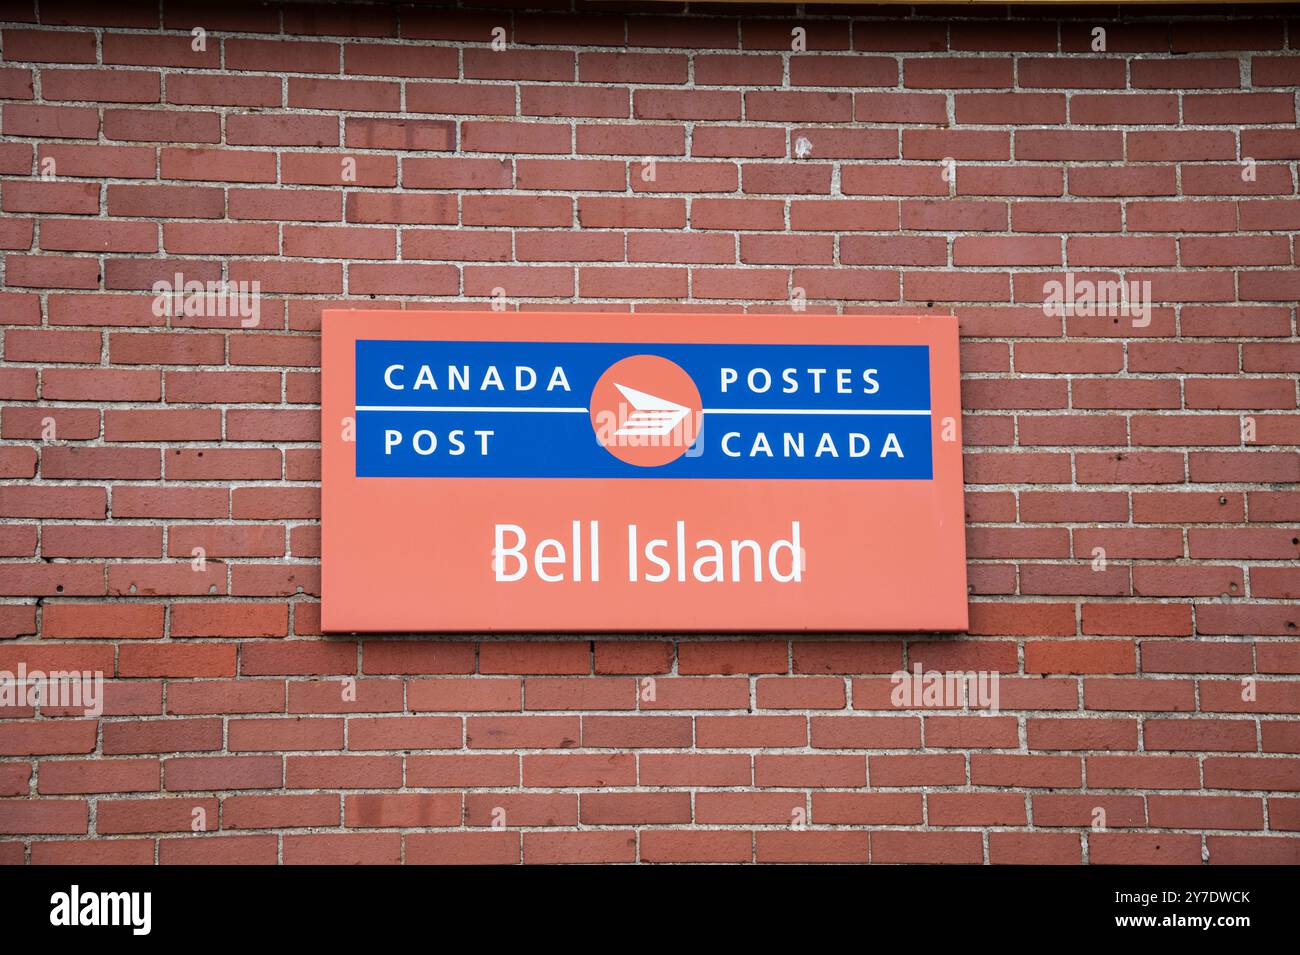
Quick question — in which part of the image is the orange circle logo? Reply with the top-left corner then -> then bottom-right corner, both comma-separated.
589,355 -> 703,467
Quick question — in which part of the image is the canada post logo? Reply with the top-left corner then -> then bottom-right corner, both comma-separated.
590,355 -> 703,467
354,340 -> 933,479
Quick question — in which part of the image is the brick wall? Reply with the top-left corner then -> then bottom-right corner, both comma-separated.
0,0 -> 1298,865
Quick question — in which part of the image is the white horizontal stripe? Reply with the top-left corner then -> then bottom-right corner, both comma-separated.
704,408 -> 932,416
356,405 -> 589,413
356,405 -> 932,416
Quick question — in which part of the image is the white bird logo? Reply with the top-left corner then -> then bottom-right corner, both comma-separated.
612,383 -> 691,437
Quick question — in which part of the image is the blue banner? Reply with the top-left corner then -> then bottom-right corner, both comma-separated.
354,340 -> 933,479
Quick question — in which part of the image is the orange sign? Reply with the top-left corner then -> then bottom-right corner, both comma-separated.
322,311 -> 967,632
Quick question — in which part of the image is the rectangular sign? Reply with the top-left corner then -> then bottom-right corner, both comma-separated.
322,311 -> 967,633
